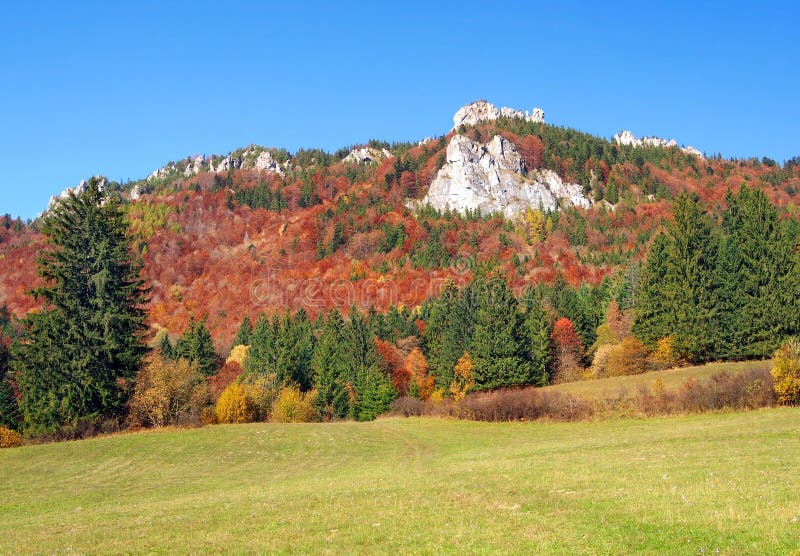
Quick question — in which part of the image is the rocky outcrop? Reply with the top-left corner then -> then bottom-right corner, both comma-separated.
417,134 -> 590,218
452,100 -> 544,130
342,147 -> 393,165
48,177 -> 106,211
130,183 -> 151,201
614,130 -> 703,158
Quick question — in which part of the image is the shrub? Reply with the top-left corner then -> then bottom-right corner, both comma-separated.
129,354 -> 209,428
271,386 -> 318,423
650,335 -> 681,370
590,344 -> 614,378
216,383 -> 255,424
772,339 -> 800,405
604,336 -> 649,377
449,352 -> 475,401
226,344 -> 249,366
0,425 -> 22,448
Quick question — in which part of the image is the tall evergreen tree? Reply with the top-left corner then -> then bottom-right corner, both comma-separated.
423,280 -> 476,389
469,276 -> 532,389
13,178 -> 148,434
311,309 -> 349,419
175,317 -> 219,376
274,309 -> 315,389
344,307 -> 395,421
243,313 -> 277,376
524,300 -> 553,386
716,186 -> 800,358
633,233 -> 671,347
232,315 -> 253,347
634,193 -> 719,362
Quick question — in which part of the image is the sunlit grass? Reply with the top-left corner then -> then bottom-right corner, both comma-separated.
2,405 -> 799,553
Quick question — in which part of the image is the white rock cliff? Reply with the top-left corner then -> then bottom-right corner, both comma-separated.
453,100 -> 544,130
614,130 -> 703,158
418,134 -> 590,218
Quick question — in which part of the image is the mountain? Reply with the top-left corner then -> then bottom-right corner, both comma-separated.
1,101 -> 799,349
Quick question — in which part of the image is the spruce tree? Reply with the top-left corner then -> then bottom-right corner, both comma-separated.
311,309 -> 349,419
232,315 -> 253,347
243,313 -> 277,376
344,307 -> 395,420
424,280 -> 476,389
175,317 -> 219,376
469,276 -> 532,389
633,233 -> 671,347
717,186 -> 800,358
524,300 -> 553,386
13,178 -> 148,434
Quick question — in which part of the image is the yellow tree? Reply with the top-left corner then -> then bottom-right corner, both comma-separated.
450,352 -> 475,401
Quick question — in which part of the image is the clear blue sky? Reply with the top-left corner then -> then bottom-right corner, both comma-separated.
1,1 -> 798,219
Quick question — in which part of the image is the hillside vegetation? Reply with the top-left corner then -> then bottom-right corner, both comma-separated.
2,409 -> 800,553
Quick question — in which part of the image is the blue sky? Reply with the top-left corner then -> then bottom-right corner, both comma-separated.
1,1 -> 798,219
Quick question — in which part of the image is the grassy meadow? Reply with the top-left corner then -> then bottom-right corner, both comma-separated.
2,405 -> 800,554
541,360 -> 773,400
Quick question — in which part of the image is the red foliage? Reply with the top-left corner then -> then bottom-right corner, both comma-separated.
208,361 -> 243,400
376,338 -> 411,396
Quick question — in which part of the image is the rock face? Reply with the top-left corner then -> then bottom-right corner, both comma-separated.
452,100 -> 544,130
48,178 -> 106,211
614,130 -> 703,158
342,147 -> 393,165
418,134 -> 590,218
148,146 -> 286,182
130,183 -> 151,201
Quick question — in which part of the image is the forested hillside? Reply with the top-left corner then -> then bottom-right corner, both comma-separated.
1,102 -> 799,434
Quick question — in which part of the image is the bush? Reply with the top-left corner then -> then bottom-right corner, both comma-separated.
604,336 -> 649,377
649,336 -> 681,370
271,386 -> 318,423
215,383 -> 255,424
636,368 -> 776,415
226,344 -> 249,366
0,425 -> 22,448
129,354 -> 209,428
772,339 -> 800,405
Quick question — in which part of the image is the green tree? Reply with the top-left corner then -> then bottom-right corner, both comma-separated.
13,178 -> 148,434
423,280 -> 476,389
716,186 -> 800,358
232,315 -> 253,347
175,317 -> 219,376
524,300 -> 553,386
311,309 -> 349,419
344,307 -> 395,420
469,277 -> 532,389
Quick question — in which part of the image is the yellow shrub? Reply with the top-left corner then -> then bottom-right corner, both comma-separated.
0,426 -> 22,448
271,387 -> 318,423
216,383 -> 255,424
772,339 -> 800,405
650,335 -> 681,370
605,336 -> 649,377
226,344 -> 249,366
449,352 -> 475,401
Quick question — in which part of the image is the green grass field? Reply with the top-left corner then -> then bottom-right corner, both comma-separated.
2,406 -> 799,554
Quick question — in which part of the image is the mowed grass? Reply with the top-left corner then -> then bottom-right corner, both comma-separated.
2,407 -> 800,554
542,360 -> 773,400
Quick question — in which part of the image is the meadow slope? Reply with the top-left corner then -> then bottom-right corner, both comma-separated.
2,409 -> 799,554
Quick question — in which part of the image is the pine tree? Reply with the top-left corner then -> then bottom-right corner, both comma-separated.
524,301 -> 552,386
344,307 -> 395,420
664,193 -> 719,362
716,186 -> 800,358
243,313 -> 277,377
634,193 -> 719,362
13,178 -> 148,434
633,233 -> 671,347
175,317 -> 219,376
232,315 -> 253,347
469,276 -> 532,389
424,280 -> 476,389
274,309 -> 315,389
0,338 -> 19,429
311,309 -> 349,419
